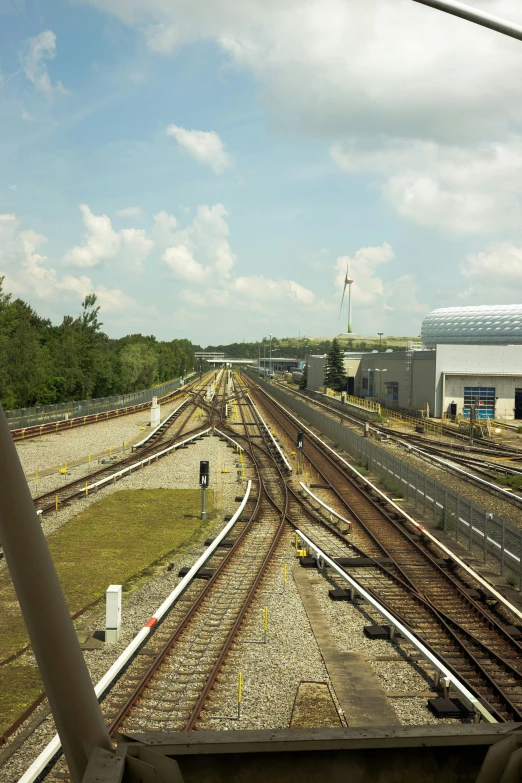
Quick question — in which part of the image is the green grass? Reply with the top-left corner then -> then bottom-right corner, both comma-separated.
380,477 -> 404,498
497,474 -> 522,491
0,665 -> 43,737
0,488 -> 215,733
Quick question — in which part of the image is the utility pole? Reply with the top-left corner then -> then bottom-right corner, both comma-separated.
269,333 -> 273,378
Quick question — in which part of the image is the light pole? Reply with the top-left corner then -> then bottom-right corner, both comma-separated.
269,333 -> 273,377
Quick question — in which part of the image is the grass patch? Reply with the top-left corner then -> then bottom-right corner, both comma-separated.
0,488 -> 214,663
0,665 -> 43,737
498,474 -> 522,491
0,488 -> 214,737
380,477 -> 403,498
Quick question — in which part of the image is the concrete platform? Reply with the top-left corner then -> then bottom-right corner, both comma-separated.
293,567 -> 400,727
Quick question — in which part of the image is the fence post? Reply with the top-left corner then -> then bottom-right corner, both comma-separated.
483,510 -> 488,564
519,531 -> 522,593
501,519 -> 505,577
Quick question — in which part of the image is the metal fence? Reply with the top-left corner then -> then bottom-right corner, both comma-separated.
5,374 -> 195,430
264,380 -> 522,589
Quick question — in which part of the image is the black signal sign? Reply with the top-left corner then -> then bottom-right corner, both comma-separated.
200,460 -> 209,487
297,431 -> 304,449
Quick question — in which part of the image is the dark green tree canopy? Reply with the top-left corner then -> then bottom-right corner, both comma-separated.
0,281 -> 195,409
324,338 -> 347,393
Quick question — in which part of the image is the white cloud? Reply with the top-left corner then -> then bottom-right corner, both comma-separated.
460,242 -> 522,303
0,212 -> 135,313
162,244 -> 209,282
83,0 -> 522,143
152,210 -> 178,246
20,30 -> 68,98
64,204 -> 154,269
115,206 -> 143,218
161,203 -> 235,280
233,275 -> 314,304
331,136 -> 522,235
166,124 -> 232,173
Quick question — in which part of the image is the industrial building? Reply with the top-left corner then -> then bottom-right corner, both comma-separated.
306,305 -> 522,420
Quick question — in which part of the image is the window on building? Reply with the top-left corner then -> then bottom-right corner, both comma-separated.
463,386 -> 496,419
385,382 -> 399,401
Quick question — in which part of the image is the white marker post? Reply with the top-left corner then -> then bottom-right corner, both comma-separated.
105,585 -> 122,643
150,396 -> 160,428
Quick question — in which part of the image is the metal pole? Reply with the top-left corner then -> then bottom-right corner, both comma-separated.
501,520 -> 505,577
484,510 -> 488,564
412,0 -> 522,42
201,487 -> 207,521
0,404 -> 112,782
269,333 -> 272,377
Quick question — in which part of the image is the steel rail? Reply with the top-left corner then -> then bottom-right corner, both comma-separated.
297,528 -> 497,724
237,383 -> 521,720
246,380 -> 522,719
257,382 -> 522,622
17,481 -> 253,783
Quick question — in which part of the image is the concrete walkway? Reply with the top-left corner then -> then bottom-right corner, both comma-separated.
294,567 -> 400,728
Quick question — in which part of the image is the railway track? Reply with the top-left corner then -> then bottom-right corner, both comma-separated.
245,377 -> 522,721
12,370 -> 522,783
10,375 -> 204,443
274,382 -> 522,506
31,381 -> 218,516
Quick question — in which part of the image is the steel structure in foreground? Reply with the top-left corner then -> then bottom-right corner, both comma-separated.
412,0 -> 522,41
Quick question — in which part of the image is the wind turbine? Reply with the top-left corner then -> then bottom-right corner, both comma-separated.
339,260 -> 354,334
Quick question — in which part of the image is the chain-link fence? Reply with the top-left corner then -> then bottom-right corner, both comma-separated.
6,374 -> 194,430
263,380 -> 522,589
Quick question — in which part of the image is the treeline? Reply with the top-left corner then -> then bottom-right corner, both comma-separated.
0,279 -> 194,410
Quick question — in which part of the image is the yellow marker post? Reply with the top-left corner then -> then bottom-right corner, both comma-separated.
39,426 -> 43,436
109,446 -> 112,458
237,672 -> 243,719
55,495 -> 59,511
85,482 -> 89,496
88,454 -> 91,465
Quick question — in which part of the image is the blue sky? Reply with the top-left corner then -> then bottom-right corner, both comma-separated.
2,0 -> 522,345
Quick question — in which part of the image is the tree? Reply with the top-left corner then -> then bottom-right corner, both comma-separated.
324,338 -> 347,393
299,363 -> 308,390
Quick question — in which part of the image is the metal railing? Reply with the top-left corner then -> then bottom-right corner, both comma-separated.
260,378 -> 522,589
5,375 -> 194,430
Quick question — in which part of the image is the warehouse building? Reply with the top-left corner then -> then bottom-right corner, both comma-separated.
306,305 -> 522,420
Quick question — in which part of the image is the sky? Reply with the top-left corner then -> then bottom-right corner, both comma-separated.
2,0 -> 522,345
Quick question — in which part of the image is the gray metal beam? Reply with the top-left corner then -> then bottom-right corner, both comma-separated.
0,403 -> 112,782
412,0 -> 522,41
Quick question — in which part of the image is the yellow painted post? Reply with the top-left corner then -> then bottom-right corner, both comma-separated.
88,454 -> 91,465
238,672 -> 243,718
55,495 -> 59,512
85,482 -> 89,496
305,470 -> 309,486
263,607 -> 268,643
123,441 -> 126,451
109,446 -> 112,457
55,422 -> 59,431
83,417 -> 86,424
40,426 -> 43,436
